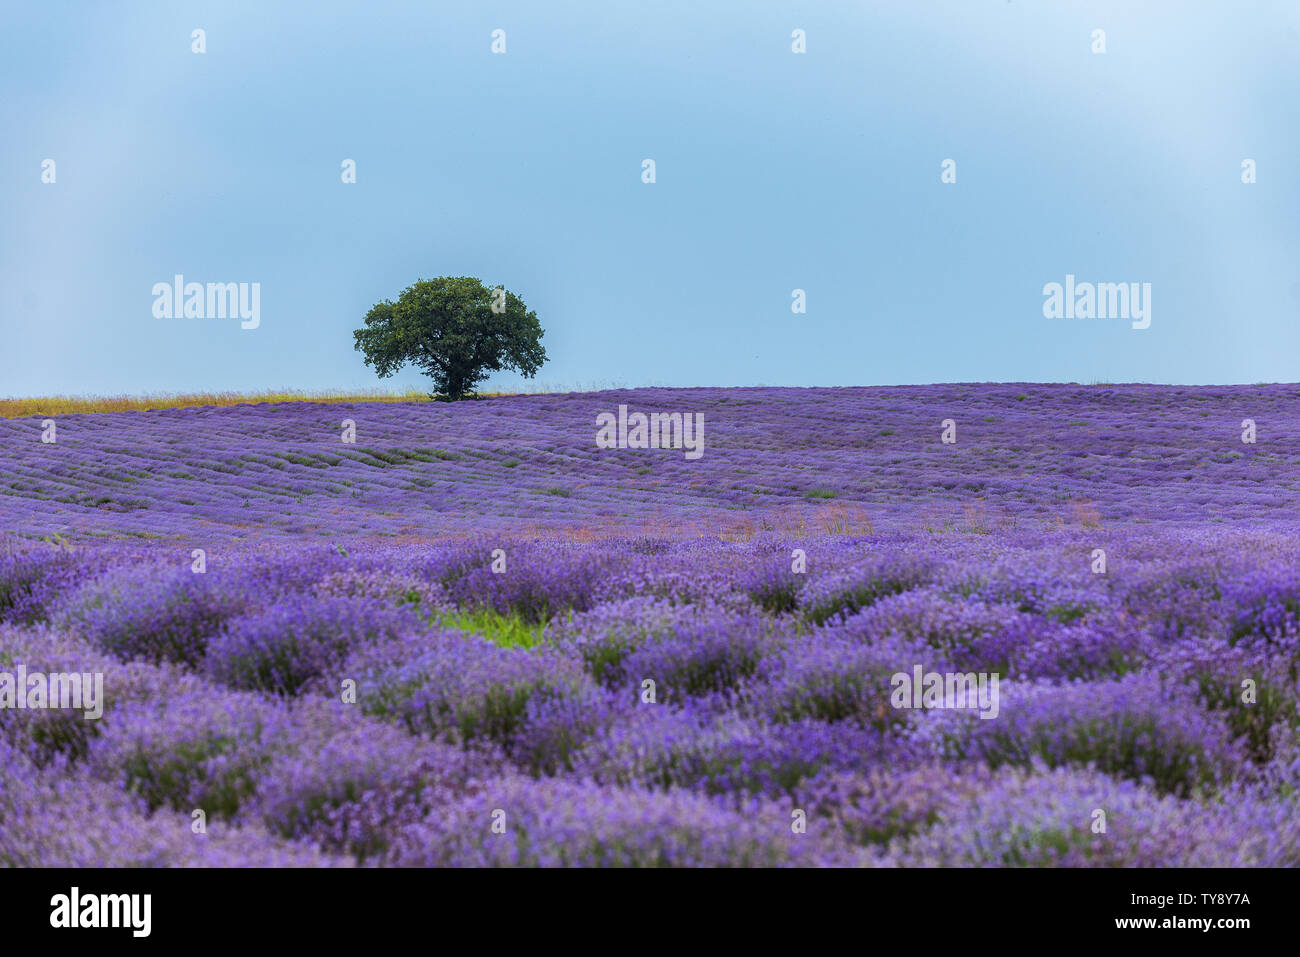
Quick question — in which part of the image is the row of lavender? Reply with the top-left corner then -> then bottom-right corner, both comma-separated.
5,385 -> 1300,540
4,530 -> 1299,866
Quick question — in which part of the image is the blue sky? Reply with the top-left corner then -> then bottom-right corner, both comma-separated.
2,1 -> 1298,396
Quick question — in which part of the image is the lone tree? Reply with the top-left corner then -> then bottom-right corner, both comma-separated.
353,276 -> 547,400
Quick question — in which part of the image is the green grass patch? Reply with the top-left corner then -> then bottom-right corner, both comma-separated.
437,607 -> 546,649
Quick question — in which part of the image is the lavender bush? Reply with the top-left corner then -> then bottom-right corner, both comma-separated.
4,385 -> 1300,865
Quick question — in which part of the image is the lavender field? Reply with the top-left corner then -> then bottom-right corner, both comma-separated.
4,384 -> 1300,867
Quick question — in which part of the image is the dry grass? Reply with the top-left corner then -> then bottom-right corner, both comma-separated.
706,504 -> 874,542
0,388 -> 523,419
1069,499 -> 1105,529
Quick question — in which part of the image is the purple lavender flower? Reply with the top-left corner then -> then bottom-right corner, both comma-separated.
617,612 -> 782,703
2,738 -> 351,867
0,543 -> 101,625
924,673 -> 1243,796
886,764 -> 1300,867
748,631 -> 928,729
382,774 -> 861,867
85,686 -> 297,817
795,765 -> 992,847
58,564 -> 247,667
1223,565 -> 1300,650
548,595 -> 709,686
351,631 -> 604,769
796,552 -> 933,625
572,704 -> 908,798
252,709 -> 503,859
5,385 -> 1300,866
206,595 -> 425,695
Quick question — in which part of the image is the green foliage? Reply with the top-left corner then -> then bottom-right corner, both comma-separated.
353,276 -> 547,401
437,607 -> 546,649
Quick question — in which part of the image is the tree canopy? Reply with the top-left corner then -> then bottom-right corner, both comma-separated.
353,276 -> 547,400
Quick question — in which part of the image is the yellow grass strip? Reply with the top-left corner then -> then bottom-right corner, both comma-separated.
0,388 -> 530,418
